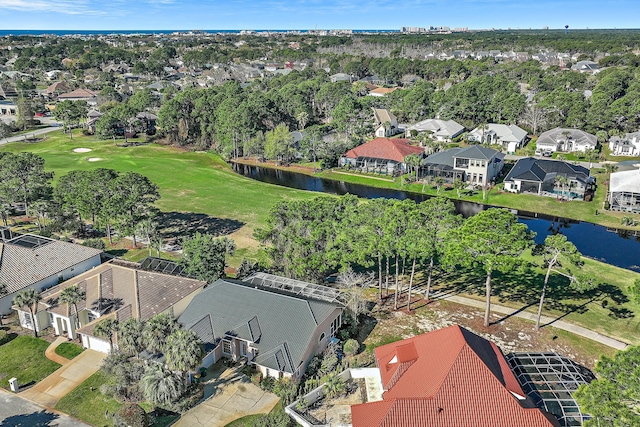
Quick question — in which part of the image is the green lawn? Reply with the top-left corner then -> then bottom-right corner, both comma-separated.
0,335 -> 61,389
224,401 -> 285,427
55,370 -> 123,427
0,131 -> 320,261
55,342 -> 84,360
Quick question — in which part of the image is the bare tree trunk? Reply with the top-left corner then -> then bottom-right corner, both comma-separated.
107,222 -> 113,244
385,257 -> 390,296
536,264 -> 553,329
394,256 -> 399,310
425,257 -> 434,301
407,258 -> 416,311
377,253 -> 382,301
484,271 -> 493,327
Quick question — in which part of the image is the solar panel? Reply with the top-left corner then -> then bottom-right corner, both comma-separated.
139,256 -> 192,278
8,233 -> 54,249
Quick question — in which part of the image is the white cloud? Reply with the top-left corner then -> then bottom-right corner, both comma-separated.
0,0 -> 105,15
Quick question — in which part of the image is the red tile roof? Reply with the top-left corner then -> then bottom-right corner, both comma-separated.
351,325 -> 560,427
344,138 -> 423,163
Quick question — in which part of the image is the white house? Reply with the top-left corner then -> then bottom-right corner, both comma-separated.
405,118 -> 465,142
373,108 -> 399,137
14,260 -> 206,353
0,232 -> 102,316
536,128 -> 597,153
609,169 -> 640,213
468,124 -> 528,154
609,132 -> 640,157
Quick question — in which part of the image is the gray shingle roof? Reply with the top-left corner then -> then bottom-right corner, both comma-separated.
455,145 -> 504,161
504,157 -> 591,184
179,278 -> 343,375
0,235 -> 102,294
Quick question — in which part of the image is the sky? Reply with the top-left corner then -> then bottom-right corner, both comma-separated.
0,0 -> 638,31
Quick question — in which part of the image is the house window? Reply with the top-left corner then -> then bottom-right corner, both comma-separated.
87,312 -> 97,323
48,312 -> 54,325
240,341 -> 247,357
319,332 -> 326,343
222,339 -> 232,355
22,312 -> 33,328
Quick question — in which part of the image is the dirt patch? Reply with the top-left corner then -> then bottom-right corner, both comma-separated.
73,148 -> 92,153
364,296 -> 615,369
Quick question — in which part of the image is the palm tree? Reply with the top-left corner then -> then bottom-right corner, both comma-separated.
295,111 -> 309,131
403,154 -> 422,182
143,313 -> 179,354
13,288 -> 42,337
59,285 -> 85,329
94,318 -> 119,351
555,175 -> 568,200
324,373 -> 346,398
165,329 -> 202,380
118,318 -> 145,358
140,364 -> 184,407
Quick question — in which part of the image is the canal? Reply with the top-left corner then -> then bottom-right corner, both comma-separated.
232,163 -> 640,272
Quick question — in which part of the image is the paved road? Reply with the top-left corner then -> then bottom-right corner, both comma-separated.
0,389 -> 90,427
1,126 -> 62,145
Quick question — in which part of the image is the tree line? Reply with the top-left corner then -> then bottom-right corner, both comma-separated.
256,195 -> 589,328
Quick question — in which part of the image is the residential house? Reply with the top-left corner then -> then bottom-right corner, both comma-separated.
609,169 -> 640,213
0,100 -> 17,123
571,60 -> 600,74
0,232 -> 102,315
503,157 -> 594,200
609,132 -> 640,156
330,73 -> 352,83
14,261 -> 206,352
340,138 -> 424,175
405,118 -> 465,142
136,112 -> 158,135
368,87 -> 397,97
372,108 -> 399,137
45,81 -> 71,99
179,273 -> 344,380
0,85 -> 18,100
536,128 -> 597,153
468,124 -> 528,154
350,325 -> 560,427
57,88 -> 99,106
421,146 -> 505,186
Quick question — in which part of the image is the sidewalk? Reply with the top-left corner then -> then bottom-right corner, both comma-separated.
428,291 -> 629,350
44,336 -> 72,365
19,349 -> 106,408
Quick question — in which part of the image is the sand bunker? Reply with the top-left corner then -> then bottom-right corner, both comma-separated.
73,148 -> 92,153
87,157 -> 103,162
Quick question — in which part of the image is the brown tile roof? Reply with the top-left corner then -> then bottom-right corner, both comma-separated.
351,325 -> 559,427
370,87 -> 398,96
0,236 -> 102,295
39,261 -> 205,336
57,88 -> 98,99
344,138 -> 423,163
46,81 -> 71,95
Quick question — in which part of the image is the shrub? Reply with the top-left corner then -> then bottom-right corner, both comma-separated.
251,372 -> 263,386
83,238 -> 106,250
343,339 -> 360,357
260,375 -> 275,392
113,403 -> 148,427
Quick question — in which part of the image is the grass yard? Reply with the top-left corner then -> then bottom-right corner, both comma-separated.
0,335 -> 61,389
55,370 -> 123,427
54,342 -> 84,360
224,401 -> 285,427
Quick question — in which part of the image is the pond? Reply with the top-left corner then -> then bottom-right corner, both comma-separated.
232,163 -> 640,272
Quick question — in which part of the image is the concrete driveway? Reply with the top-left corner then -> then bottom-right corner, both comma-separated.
0,389 -> 90,427
176,367 -> 280,427
19,349 -> 106,408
